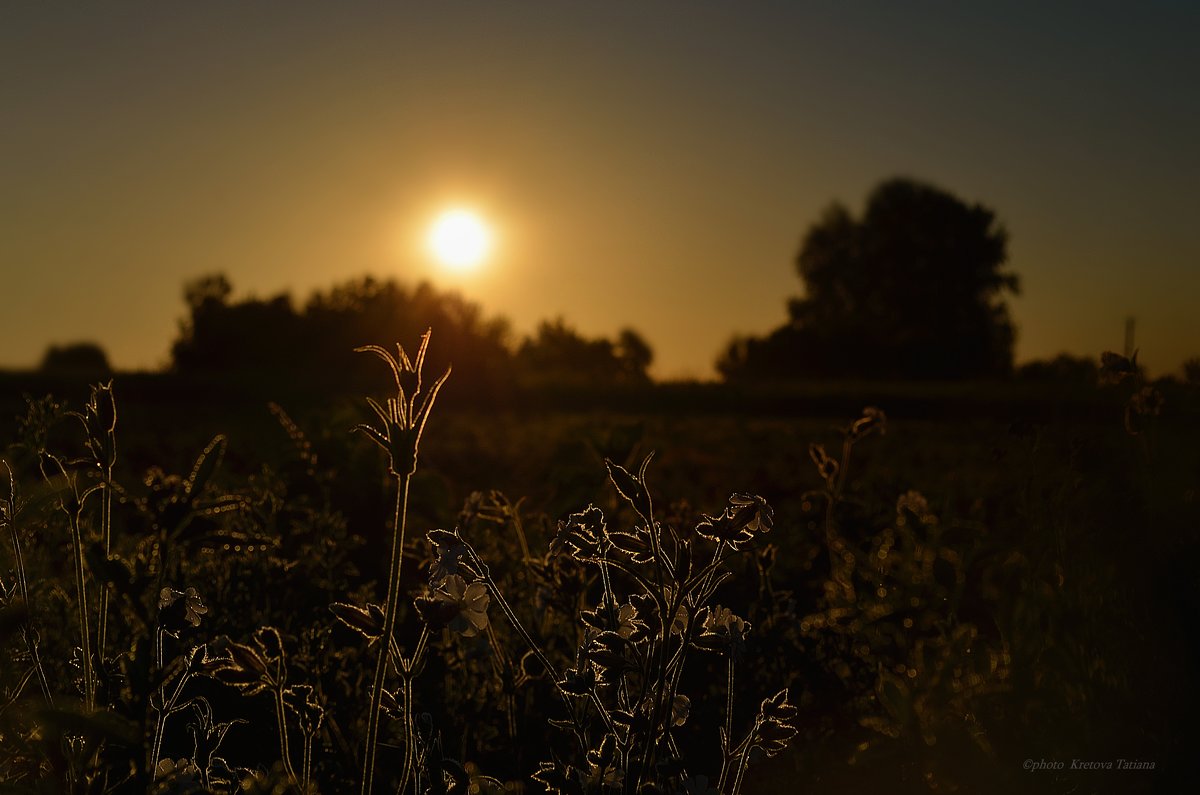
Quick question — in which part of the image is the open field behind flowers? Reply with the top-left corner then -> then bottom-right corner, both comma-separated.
1,358 -> 1197,794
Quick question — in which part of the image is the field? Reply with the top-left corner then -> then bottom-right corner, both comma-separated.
1,366 -> 1197,794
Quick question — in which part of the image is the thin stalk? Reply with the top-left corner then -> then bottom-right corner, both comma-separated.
67,510 -> 95,711
362,474 -> 410,795
97,475 -> 113,659
637,586 -> 682,790
596,558 -> 631,715
511,503 -> 532,562
274,686 -> 300,783
724,657 -> 736,760
471,548 -> 615,741
0,667 -> 37,718
148,631 -> 194,775
396,677 -> 416,795
728,724 -> 758,795
302,733 -> 313,793
406,626 -> 430,677
5,503 -> 53,705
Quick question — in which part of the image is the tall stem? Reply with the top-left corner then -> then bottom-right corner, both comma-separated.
274,687 -> 300,783
361,474 -> 410,795
5,504 -> 53,705
97,476 -> 113,659
68,511 -> 94,711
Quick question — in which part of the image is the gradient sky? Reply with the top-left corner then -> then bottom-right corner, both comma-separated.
3,1 -> 1197,378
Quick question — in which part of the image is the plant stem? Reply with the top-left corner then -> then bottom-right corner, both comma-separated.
397,677 -> 416,795
274,686 -> 300,783
361,473 -> 410,795
725,656 -> 736,761
148,631 -> 193,776
68,510 -> 95,711
728,722 -> 758,795
4,499 -> 53,705
97,475 -> 113,660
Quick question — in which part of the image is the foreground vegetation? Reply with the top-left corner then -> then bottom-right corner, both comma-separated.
1,339 -> 1196,794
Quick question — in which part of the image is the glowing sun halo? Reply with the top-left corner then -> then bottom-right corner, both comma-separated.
428,209 -> 492,270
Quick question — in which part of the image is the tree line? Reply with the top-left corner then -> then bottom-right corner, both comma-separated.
42,176 -> 1188,387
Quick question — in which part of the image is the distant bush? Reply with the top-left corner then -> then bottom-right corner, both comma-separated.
39,341 -> 112,375
1183,356 -> 1200,385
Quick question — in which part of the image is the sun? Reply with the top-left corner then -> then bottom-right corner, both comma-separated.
428,209 -> 492,271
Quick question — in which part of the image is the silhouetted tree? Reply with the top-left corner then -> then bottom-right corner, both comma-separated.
169,274 -> 657,396
172,275 -> 300,375
301,276 -> 513,396
170,274 -> 516,396
1183,357 -> 1200,386
516,319 -> 653,387
39,342 -> 112,375
719,177 -> 1019,380
616,328 -> 654,383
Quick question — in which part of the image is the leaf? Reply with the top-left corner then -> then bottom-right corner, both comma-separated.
605,453 -> 655,520
186,435 -> 227,498
330,602 -> 385,642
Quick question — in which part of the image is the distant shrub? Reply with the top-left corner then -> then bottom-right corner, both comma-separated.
39,341 -> 112,375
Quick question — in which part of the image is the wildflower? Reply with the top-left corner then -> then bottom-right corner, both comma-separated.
669,603 -> 690,636
549,505 -> 607,558
354,331 -> 451,477
532,761 -> 580,795
585,631 -> 633,678
558,663 -> 595,697
427,528 -> 473,584
414,574 -> 490,637
80,380 -> 117,469
615,602 -> 644,640
188,698 -> 245,774
695,493 -> 773,549
155,757 -> 201,783
670,693 -> 691,727
158,586 -> 208,633
284,683 -> 325,735
751,688 -> 799,758
585,734 -> 622,788
694,605 -> 751,655
580,595 -> 645,640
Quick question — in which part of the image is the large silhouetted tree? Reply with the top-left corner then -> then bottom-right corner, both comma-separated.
168,274 -> 655,396
719,177 -> 1019,380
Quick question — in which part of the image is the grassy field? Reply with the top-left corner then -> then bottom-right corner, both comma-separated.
1,368 -> 1196,793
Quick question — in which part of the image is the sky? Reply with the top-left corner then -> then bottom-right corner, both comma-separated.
3,1 -> 1197,379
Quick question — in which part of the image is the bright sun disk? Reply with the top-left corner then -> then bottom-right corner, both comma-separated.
428,209 -> 491,270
